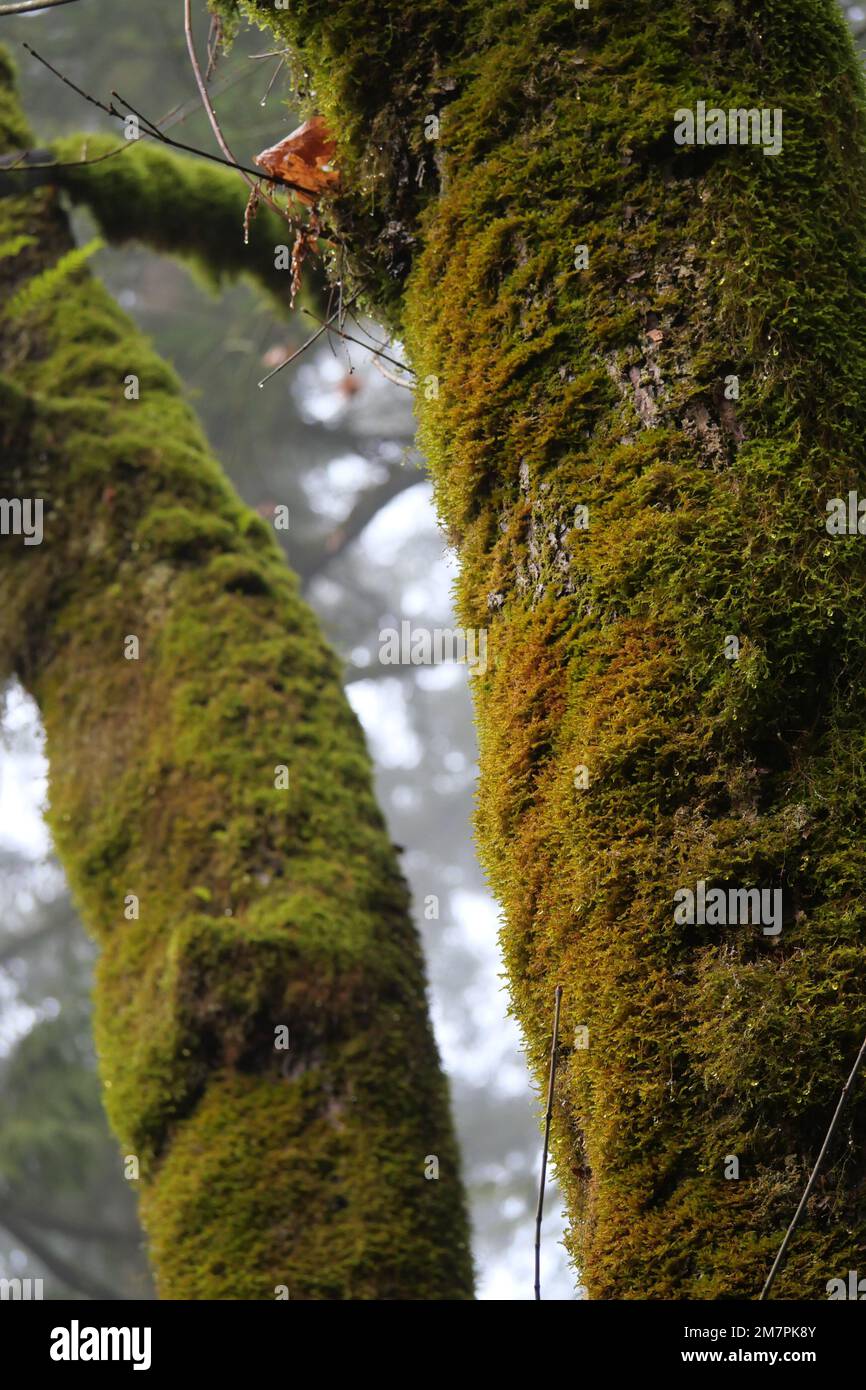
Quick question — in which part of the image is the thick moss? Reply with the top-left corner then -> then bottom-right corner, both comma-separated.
0,50 -> 472,1300
49,133 -> 303,309
224,0 -> 866,1296
209,0 -> 469,322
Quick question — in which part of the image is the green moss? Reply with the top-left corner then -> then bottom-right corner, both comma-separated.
0,53 -> 472,1300
3,236 -> 103,320
210,0 -> 470,322
51,133 -> 303,310
217,0 -> 866,1297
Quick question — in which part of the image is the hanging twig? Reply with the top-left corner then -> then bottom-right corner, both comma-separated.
205,12 -> 221,81
760,1024 -> 866,1300
535,984 -> 563,1301
182,0 -> 306,230
183,0 -> 255,194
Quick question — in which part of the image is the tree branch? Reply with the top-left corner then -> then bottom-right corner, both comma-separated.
4,1202 -> 141,1248
19,43 -> 320,201
0,1203 -> 122,1300
13,134 -> 301,310
294,465 -> 424,585
0,914 -> 67,965
0,55 -> 473,1298
0,0 -> 82,14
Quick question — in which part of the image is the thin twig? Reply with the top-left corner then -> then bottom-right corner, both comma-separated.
182,0 -> 305,229
302,306 -> 417,376
535,984 -> 563,1301
759,1024 -> 866,1300
260,55 -> 285,108
345,307 -> 418,377
21,42 -> 317,200
0,55 -> 278,188
258,294 -> 359,388
370,354 -> 415,390
205,13 -> 221,81
0,0 -> 82,14
183,0 -> 254,193
111,92 -> 162,138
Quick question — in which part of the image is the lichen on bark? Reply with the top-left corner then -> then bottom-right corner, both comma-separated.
220,0 -> 866,1296
0,48 -> 472,1300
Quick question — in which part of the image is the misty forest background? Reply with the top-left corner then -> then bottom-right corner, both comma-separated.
2,0 -> 865,1301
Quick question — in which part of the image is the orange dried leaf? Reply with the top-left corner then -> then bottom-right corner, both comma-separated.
255,115 -> 340,204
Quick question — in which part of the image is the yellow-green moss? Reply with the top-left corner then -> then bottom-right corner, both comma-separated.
222,0 -> 866,1297
0,49 -> 472,1300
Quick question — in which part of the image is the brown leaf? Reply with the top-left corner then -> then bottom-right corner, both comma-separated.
255,115 -> 339,205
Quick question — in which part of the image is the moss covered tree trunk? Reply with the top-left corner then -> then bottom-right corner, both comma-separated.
0,52 -> 472,1300
223,0 -> 866,1296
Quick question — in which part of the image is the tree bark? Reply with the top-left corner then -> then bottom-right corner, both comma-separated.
222,0 -> 866,1296
0,48 -> 472,1300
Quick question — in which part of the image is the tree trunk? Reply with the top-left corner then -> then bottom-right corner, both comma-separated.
224,0 -> 866,1296
0,48 -> 472,1300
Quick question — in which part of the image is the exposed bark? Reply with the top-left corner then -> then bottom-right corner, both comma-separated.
0,50 -> 472,1300
222,0 -> 866,1297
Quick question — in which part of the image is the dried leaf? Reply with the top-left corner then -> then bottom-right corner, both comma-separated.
255,115 -> 339,205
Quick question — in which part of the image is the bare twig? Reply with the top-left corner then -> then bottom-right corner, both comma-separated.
370,354 -> 415,390
182,0 -> 308,232
0,0 -> 82,14
302,306 -> 417,376
21,42 -> 318,200
205,12 -> 221,81
534,984 -> 563,1301
260,56 -> 285,108
183,0 -> 255,194
258,294 -> 359,388
0,55 -> 279,192
760,1024 -> 866,1299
